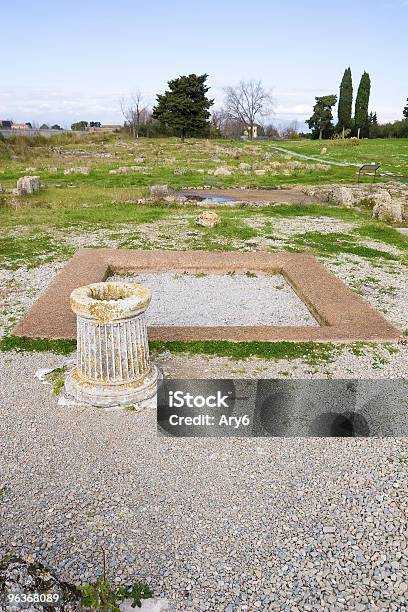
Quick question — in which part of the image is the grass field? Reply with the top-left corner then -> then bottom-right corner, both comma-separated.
278,138 -> 408,174
1,135 -> 407,198
1,133 -> 408,367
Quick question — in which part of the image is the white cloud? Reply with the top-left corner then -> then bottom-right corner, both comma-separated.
0,88 -> 124,126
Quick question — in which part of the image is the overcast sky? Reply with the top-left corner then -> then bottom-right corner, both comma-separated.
1,0 -> 407,128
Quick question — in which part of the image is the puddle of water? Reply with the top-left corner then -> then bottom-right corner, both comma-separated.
179,191 -> 237,203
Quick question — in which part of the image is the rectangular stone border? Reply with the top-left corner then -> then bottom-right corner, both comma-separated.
12,249 -> 403,343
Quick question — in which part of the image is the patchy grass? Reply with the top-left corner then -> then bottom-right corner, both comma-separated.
0,234 -> 74,269
151,340 -> 341,365
256,203 -> 371,221
274,138 -> 408,174
2,336 -> 400,371
46,367 -> 66,396
0,336 -> 76,355
0,200 -> 169,230
292,231 -> 402,262
1,335 -> 339,364
354,223 -> 408,251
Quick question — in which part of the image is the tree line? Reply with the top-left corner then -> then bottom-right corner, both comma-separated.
119,75 -> 273,141
306,68 -> 408,139
68,71 -> 408,140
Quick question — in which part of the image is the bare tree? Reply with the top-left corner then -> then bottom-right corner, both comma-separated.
210,108 -> 245,139
210,109 -> 225,134
224,80 -> 273,140
120,91 -> 149,139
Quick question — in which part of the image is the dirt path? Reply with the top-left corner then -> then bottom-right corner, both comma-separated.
181,188 -> 318,203
270,144 -> 361,167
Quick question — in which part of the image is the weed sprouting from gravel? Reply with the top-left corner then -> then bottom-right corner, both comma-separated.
79,547 -> 153,611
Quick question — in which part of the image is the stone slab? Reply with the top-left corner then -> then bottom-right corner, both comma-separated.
12,249 -> 403,343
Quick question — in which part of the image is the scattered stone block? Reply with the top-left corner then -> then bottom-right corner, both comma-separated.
254,169 -> 266,175
329,186 -> 354,206
150,184 -> 169,198
239,163 -> 251,170
16,175 -> 41,195
320,147 -> 328,155
373,201 -> 403,223
109,166 -> 144,175
369,190 -> 393,206
196,210 -> 221,228
214,166 -> 232,176
63,167 -> 90,175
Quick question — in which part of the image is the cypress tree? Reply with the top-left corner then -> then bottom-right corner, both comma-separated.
403,98 -> 408,120
338,67 -> 353,137
354,72 -> 371,139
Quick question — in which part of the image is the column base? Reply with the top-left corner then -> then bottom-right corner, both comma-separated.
64,365 -> 159,408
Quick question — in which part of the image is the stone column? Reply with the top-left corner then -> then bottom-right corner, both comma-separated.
65,281 -> 158,407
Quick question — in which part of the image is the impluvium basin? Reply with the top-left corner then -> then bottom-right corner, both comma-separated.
65,281 -> 158,407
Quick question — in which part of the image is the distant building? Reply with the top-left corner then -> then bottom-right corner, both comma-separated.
0,120 -> 12,129
242,125 -> 258,139
11,122 -> 32,130
87,124 -> 122,133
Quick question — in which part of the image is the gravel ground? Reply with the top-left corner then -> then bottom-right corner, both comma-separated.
109,273 -> 318,327
0,352 -> 407,612
1,215 -> 408,610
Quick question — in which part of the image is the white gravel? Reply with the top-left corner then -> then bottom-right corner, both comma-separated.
1,212 -> 408,610
110,272 -> 318,327
0,352 -> 407,611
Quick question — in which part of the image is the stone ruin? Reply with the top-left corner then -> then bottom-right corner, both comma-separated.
196,210 -> 221,227
16,175 -> 40,195
65,281 -> 158,407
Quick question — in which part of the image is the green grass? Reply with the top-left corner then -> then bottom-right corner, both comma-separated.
354,223 -> 408,250
0,336 -> 76,355
0,200 -> 403,270
273,138 -> 408,174
0,199 -> 169,229
150,340 -> 341,365
0,233 -> 74,269
0,200 -> 370,232
2,135 -> 404,196
1,335 -> 340,364
47,367 -> 66,396
292,231 -> 402,262
255,203 -> 370,220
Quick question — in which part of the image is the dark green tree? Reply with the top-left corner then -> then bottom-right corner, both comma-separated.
403,98 -> 408,120
71,120 -> 88,131
306,95 -> 337,139
354,72 -> 371,138
369,111 -> 378,125
152,74 -> 213,141
337,67 -> 353,137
